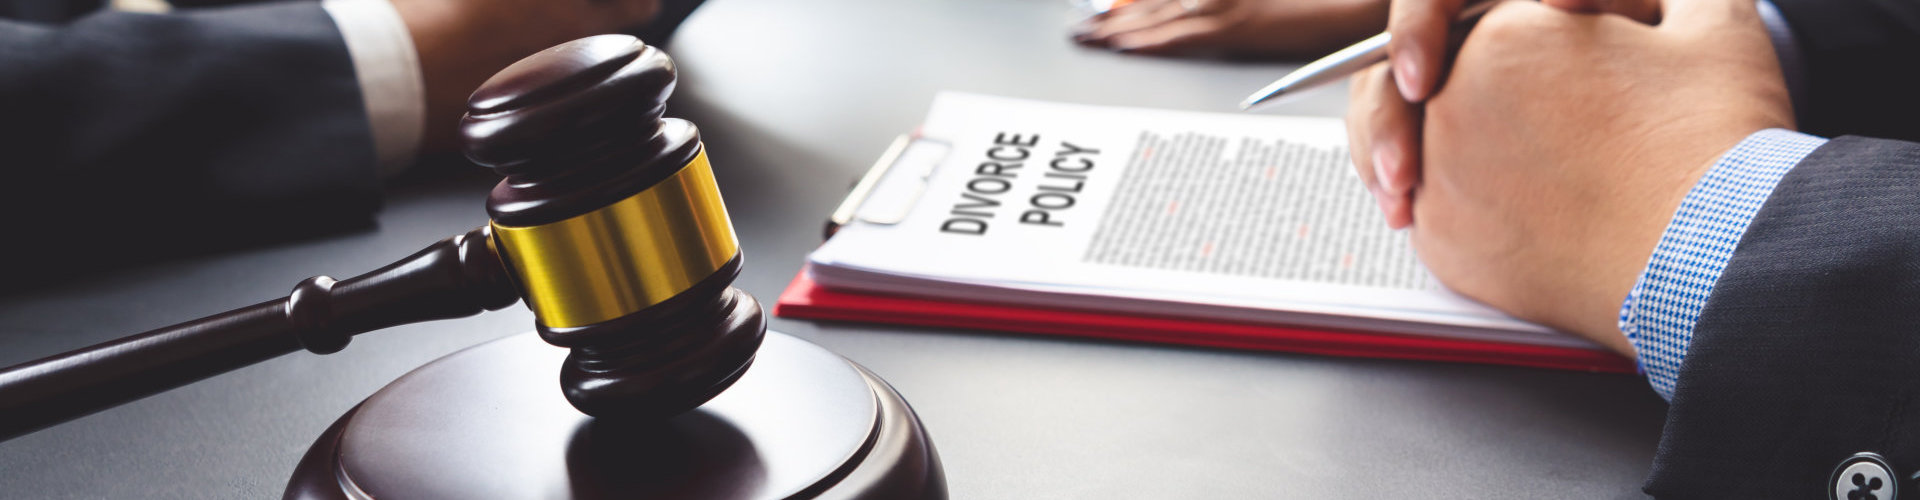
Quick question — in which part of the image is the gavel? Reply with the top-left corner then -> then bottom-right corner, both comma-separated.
0,35 -> 762,440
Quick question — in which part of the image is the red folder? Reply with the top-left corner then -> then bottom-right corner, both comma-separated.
775,269 -> 1636,374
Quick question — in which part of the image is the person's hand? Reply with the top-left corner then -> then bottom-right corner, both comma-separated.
394,0 -> 662,152
1073,0 -> 1387,57
1389,0 -> 1660,101
1386,0 -> 1792,353
1345,63 -> 1419,229
1354,0 -> 1662,230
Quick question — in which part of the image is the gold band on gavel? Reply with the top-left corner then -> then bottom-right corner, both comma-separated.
490,151 -> 739,328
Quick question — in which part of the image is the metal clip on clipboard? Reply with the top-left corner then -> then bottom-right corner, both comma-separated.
824,135 -> 952,239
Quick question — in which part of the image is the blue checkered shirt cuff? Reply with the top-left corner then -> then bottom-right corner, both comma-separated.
1617,129 -> 1826,400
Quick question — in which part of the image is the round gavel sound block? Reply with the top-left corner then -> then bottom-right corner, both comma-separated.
284,36 -> 944,498
285,331 -> 941,499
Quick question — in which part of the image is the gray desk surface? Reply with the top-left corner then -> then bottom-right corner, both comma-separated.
0,0 -> 1668,498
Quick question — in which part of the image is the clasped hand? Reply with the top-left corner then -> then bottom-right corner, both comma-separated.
1346,0 -> 1793,353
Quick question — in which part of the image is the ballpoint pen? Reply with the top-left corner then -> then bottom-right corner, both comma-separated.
1240,0 -> 1503,110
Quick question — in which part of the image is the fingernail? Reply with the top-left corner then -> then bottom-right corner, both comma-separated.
1370,185 -> 1393,215
1070,22 -> 1097,39
1373,146 -> 1401,194
1392,46 -> 1423,102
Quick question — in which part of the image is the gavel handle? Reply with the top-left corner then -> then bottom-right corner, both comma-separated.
0,226 -> 520,441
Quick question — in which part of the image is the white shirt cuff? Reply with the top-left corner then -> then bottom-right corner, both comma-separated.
321,0 -> 424,179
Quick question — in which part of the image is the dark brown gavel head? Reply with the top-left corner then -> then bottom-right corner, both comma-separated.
460,35 -> 764,420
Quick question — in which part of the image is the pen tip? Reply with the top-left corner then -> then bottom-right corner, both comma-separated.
1239,93 -> 1272,111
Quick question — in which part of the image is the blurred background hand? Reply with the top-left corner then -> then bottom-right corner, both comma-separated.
1073,0 -> 1387,57
395,0 -> 664,153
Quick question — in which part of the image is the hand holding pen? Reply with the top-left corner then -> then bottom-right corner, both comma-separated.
1265,0 -> 1663,229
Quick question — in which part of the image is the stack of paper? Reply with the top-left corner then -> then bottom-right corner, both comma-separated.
776,92 -> 1631,372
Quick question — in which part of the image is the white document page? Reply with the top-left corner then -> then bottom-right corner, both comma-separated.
808,92 -> 1598,349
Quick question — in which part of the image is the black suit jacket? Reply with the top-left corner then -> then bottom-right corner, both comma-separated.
1644,0 -> 1920,497
0,0 -> 702,268
1771,0 -> 1920,142
0,0 -> 381,266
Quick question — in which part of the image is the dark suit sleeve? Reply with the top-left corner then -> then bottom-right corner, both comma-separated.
1769,0 -> 1920,141
1642,136 -> 1920,498
0,2 -> 381,260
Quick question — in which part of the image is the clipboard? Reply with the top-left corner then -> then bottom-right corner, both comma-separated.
774,270 -> 1636,373
779,92 -> 1635,375
782,134 -> 1635,375
825,135 -> 952,239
